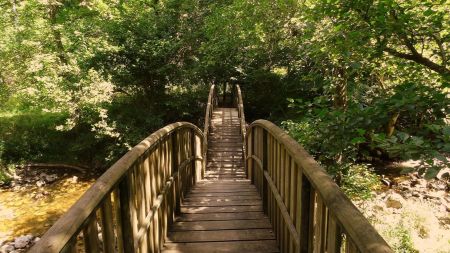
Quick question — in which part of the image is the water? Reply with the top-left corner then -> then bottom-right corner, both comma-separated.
0,177 -> 94,241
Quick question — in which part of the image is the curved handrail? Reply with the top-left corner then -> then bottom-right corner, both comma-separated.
30,122 -> 204,253
246,120 -> 392,253
203,84 -> 217,169
234,85 -> 247,172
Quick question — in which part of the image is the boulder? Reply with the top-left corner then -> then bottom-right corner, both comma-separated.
36,180 -> 45,187
13,235 -> 33,249
44,174 -> 58,183
70,176 -> 78,184
385,193 -> 404,209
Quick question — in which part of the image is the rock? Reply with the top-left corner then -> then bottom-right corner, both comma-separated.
425,191 -> 445,199
445,203 -> 450,212
13,235 -> 33,249
44,174 -> 58,183
411,179 -> 427,188
402,192 -> 412,198
36,180 -> 45,187
418,226 -> 430,239
70,176 -> 78,184
438,216 -> 450,225
412,191 -> 421,197
373,204 -> 384,212
437,168 -> 450,180
0,244 -> 14,253
33,237 -> 40,243
385,193 -> 404,209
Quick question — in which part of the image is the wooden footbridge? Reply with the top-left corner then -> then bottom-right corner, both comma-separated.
30,85 -> 392,253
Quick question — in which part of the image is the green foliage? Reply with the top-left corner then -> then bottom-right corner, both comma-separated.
284,80 -> 449,178
0,0 -> 448,181
339,164 -> 381,200
387,224 -> 418,253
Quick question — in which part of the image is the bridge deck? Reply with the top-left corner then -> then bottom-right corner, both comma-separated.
162,108 -> 279,253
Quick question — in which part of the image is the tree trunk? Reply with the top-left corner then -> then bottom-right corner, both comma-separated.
386,111 -> 400,137
333,67 -> 348,109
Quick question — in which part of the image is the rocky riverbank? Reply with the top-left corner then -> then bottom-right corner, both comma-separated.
354,170 -> 449,252
0,167 -> 94,252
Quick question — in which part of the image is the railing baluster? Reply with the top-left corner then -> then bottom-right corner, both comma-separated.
119,174 -> 135,253
171,132 -> 180,215
262,128 -> 268,215
112,189 -> 124,253
326,213 -> 342,253
100,195 -> 115,253
83,214 -> 100,253
137,160 -> 148,253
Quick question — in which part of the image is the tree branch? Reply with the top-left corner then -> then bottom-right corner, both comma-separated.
384,46 -> 450,77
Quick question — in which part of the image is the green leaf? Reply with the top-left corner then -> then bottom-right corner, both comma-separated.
351,137 -> 365,144
356,128 -> 366,135
423,9 -> 434,16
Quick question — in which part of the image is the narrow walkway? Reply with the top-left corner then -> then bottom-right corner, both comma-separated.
162,108 -> 278,253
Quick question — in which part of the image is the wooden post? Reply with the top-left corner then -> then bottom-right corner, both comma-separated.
100,196 -> 115,253
193,132 -> 203,182
119,176 -> 135,253
262,128 -> 268,214
83,214 -> 100,253
300,175 -> 312,253
171,132 -> 180,214
248,130 -> 254,183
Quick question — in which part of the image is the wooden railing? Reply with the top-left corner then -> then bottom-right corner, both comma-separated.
246,120 -> 393,253
203,84 -> 218,169
233,84 -> 247,171
30,122 -> 204,253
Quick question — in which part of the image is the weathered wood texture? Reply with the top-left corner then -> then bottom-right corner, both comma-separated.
162,107 -> 278,253
246,120 -> 393,253
29,122 -> 205,253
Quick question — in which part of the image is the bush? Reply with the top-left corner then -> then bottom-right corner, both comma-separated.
339,164 -> 381,200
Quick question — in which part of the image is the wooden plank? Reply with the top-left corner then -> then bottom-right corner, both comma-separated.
194,181 -> 251,186
162,240 -> 280,253
189,188 -> 257,193
190,182 -> 253,188
182,200 -> 262,207
176,212 -> 267,221
170,219 -> 272,231
184,195 -> 261,202
187,191 -> 258,197
167,229 -> 276,242
181,205 -> 263,213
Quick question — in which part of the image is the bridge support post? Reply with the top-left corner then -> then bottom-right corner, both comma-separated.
118,176 -> 136,253
171,132 -> 181,215
248,129 -> 254,183
192,130 -> 203,183
262,128 -> 268,214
